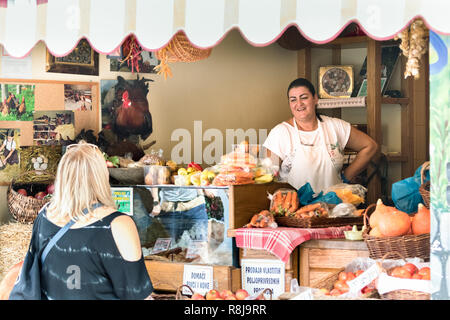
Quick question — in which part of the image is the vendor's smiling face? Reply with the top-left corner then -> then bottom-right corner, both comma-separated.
288,86 -> 318,122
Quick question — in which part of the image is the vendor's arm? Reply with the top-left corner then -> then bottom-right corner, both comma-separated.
343,127 -> 378,181
266,149 -> 281,167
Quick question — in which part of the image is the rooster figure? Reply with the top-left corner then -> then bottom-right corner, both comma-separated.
111,75 -> 153,141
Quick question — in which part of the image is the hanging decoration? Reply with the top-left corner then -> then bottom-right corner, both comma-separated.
395,19 -> 429,79
119,35 -> 143,73
154,32 -> 212,80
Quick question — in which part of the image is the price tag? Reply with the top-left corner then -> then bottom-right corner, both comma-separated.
347,263 -> 381,295
150,238 -> 171,254
183,265 -> 214,295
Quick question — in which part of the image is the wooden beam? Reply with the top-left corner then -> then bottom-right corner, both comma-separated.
400,55 -> 415,178
366,39 -> 382,204
297,47 -> 311,80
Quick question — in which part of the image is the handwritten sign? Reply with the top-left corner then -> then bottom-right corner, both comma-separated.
183,265 -> 214,295
150,238 -> 172,254
111,187 -> 133,215
347,263 -> 381,295
241,259 -> 285,299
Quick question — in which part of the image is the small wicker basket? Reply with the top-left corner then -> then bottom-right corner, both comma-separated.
418,161 -> 430,209
362,204 -> 430,261
377,252 -> 430,300
7,171 -> 54,224
175,284 -> 195,300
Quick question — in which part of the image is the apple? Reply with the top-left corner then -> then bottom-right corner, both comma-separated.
191,293 -> 205,300
235,289 -> 249,300
34,191 -> 47,200
219,289 -> 233,299
106,160 -> 114,168
46,184 -> 55,195
17,189 -> 27,196
205,289 -> 221,300
225,295 -> 237,300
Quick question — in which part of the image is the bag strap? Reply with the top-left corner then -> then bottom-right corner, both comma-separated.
40,202 -> 103,264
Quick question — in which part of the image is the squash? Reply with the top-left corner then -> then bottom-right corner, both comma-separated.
369,199 -> 411,237
369,226 -> 383,237
412,203 -> 430,235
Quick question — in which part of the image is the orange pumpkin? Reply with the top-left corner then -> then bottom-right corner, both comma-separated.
370,199 -> 411,237
369,199 -> 396,229
369,226 -> 383,237
412,203 -> 430,235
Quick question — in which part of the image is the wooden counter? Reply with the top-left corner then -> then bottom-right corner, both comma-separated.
299,239 -> 369,288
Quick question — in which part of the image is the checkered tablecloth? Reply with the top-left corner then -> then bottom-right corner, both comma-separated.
235,226 -> 352,263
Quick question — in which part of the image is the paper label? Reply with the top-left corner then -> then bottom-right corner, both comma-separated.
183,265 -> 214,295
347,263 -> 381,295
150,238 -> 171,254
241,259 -> 285,299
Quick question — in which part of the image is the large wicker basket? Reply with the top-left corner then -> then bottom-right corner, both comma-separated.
362,204 -> 430,261
418,161 -> 430,209
7,171 -> 53,224
377,252 -> 430,300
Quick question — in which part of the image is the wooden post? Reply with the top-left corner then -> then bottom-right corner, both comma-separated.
366,39 -> 382,204
401,55 -> 415,178
297,47 -> 311,80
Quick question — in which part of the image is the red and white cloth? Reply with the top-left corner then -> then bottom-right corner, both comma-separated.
235,226 -> 352,263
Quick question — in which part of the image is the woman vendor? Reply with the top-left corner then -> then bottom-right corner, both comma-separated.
263,78 -> 378,193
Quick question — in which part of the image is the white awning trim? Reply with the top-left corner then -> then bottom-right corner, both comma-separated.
0,0 -> 449,58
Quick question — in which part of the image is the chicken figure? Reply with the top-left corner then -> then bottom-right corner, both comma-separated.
111,75 -> 153,141
1,99 -> 8,117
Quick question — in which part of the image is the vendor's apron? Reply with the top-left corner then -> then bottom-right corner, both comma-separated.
280,118 -> 343,192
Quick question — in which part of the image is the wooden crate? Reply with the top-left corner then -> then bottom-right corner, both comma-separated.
145,260 -> 241,293
228,182 -> 294,230
299,239 -> 369,288
239,247 -> 299,292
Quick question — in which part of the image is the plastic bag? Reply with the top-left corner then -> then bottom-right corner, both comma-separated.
329,203 -> 357,218
297,183 -> 342,206
268,188 -> 299,216
244,210 -> 278,228
391,164 -> 430,214
325,183 -> 367,206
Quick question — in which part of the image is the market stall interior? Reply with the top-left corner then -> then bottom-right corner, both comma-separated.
0,0 -> 445,301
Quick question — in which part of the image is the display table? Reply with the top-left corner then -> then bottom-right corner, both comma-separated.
228,226 -> 352,263
299,239 -> 369,288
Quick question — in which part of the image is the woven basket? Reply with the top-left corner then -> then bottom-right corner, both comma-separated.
7,171 -> 54,224
275,215 -> 363,229
362,204 -> 430,261
175,284 -> 195,300
377,252 -> 430,300
419,161 -> 430,209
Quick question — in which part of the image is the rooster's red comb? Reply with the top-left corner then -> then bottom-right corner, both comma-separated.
122,91 -> 129,100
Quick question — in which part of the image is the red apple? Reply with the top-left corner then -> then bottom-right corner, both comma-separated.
46,184 -> 55,195
34,191 -> 47,200
205,289 -> 221,300
106,160 -> 114,168
17,189 -> 27,196
225,295 -> 237,300
219,289 -> 233,299
191,293 -> 205,300
235,289 -> 249,300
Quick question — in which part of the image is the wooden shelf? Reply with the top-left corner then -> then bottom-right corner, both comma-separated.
317,97 -> 366,109
381,97 -> 410,105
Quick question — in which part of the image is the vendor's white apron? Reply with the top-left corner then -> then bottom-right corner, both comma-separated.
280,119 -> 343,192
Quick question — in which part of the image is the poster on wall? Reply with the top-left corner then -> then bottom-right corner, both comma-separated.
100,79 -> 117,129
18,145 -> 62,183
429,31 -> 450,300
33,111 -> 75,146
0,83 -> 35,121
111,187 -> 133,215
109,47 -> 159,73
0,128 -> 20,184
64,84 -> 93,111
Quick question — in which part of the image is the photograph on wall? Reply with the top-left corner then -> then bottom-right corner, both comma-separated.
100,79 -> 117,129
18,145 -> 62,182
0,83 -> 35,121
0,128 -> 20,185
64,84 -> 93,111
33,111 -> 75,146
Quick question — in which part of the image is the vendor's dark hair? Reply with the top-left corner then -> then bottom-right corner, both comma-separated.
287,78 -> 323,121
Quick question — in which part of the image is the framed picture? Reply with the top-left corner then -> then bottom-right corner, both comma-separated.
46,39 -> 99,76
109,39 -> 159,73
318,65 -> 354,99
357,78 -> 388,97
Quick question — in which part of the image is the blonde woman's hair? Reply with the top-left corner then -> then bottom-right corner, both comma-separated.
47,141 -> 116,222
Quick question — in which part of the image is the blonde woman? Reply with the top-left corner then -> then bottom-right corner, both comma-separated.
15,141 -> 153,300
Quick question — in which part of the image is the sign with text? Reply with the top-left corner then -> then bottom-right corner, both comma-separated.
183,265 -> 214,296
150,238 -> 172,255
241,259 -> 285,299
111,187 -> 133,215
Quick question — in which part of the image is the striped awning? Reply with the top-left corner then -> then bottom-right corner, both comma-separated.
1,0 -> 450,58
